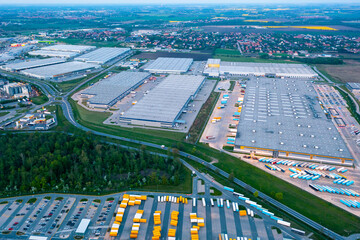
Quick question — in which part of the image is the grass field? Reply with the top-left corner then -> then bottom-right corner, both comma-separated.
213,48 -> 298,63
30,94 -> 49,105
49,73 -> 98,93
0,112 -> 9,117
316,60 -> 360,83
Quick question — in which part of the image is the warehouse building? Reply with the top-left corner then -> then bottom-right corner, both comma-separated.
203,59 -> 318,78
144,57 -> 193,74
120,75 -> 205,127
234,77 -> 353,165
20,61 -> 99,80
346,82 -> 360,95
0,58 -> 65,71
28,50 -> 79,58
81,71 -> 150,109
41,44 -> 96,53
74,47 -> 131,65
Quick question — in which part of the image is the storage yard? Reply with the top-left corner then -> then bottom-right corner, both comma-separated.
233,77 -> 353,164
80,71 -> 151,109
20,61 -> 100,80
203,59 -> 318,78
119,75 -> 206,128
0,58 -> 66,71
74,47 -> 131,65
144,57 -> 194,74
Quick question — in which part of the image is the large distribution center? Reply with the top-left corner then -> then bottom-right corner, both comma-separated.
81,71 -> 150,109
74,47 -> 131,64
144,57 -> 193,74
41,44 -> 96,53
20,61 -> 99,80
0,58 -> 66,71
28,50 -> 79,58
120,75 -> 205,127
203,59 -> 318,78
233,77 -> 353,164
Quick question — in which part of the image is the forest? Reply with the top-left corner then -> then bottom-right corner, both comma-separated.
0,133 -> 186,196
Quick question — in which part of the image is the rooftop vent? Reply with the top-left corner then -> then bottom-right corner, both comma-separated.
280,142 -> 284,145
251,140 -> 256,143
299,133 -> 304,136
333,137 -> 337,140
311,135 -> 315,138
308,125 -> 311,128
279,131 -> 283,134
303,145 -> 307,148
314,146 -> 319,149
277,122 -> 281,125
252,129 -> 256,133
339,149 -> 344,152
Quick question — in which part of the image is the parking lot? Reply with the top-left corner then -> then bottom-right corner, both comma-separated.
0,190 -> 303,240
314,84 -> 360,165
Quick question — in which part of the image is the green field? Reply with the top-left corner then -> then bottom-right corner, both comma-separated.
48,73 -> 98,93
214,48 -> 298,63
0,112 -> 9,117
30,94 -> 49,105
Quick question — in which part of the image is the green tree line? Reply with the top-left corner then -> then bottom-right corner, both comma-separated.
0,133 -> 186,196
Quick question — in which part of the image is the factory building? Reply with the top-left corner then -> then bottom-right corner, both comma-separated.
74,47 -> 131,65
203,59 -> 318,78
233,77 -> 353,165
144,57 -> 193,74
346,82 -> 360,95
81,71 -> 150,109
41,44 -> 96,53
2,82 -> 31,98
28,50 -> 79,58
20,61 -> 100,80
119,75 -> 205,127
0,58 -> 65,72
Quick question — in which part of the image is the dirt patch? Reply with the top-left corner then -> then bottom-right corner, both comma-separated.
317,60 -> 360,83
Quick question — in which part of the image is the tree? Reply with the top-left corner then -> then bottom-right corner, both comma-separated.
275,192 -> 283,201
228,172 -> 234,182
253,191 -> 259,198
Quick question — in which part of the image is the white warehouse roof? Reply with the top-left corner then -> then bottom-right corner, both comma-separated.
82,71 -> 150,106
144,57 -> 193,73
41,44 -> 96,53
75,47 -> 131,64
121,75 -> 205,124
21,61 -> 99,80
219,62 -> 318,78
28,50 -> 78,58
1,58 -> 65,71
75,219 -> 91,234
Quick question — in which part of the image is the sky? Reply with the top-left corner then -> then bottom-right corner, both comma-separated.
0,0 -> 358,4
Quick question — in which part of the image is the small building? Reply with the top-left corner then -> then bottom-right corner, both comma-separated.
346,82 -> 360,95
75,219 -> 91,236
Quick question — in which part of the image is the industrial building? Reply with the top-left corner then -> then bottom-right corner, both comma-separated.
120,75 -> 205,127
81,71 -> 150,109
41,44 -> 96,53
1,82 -> 31,98
20,61 -> 100,80
346,82 -> 360,95
75,219 -> 91,235
74,47 -> 131,65
0,58 -> 65,71
28,50 -> 79,58
203,59 -> 318,78
144,57 -> 193,74
233,77 -> 353,164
